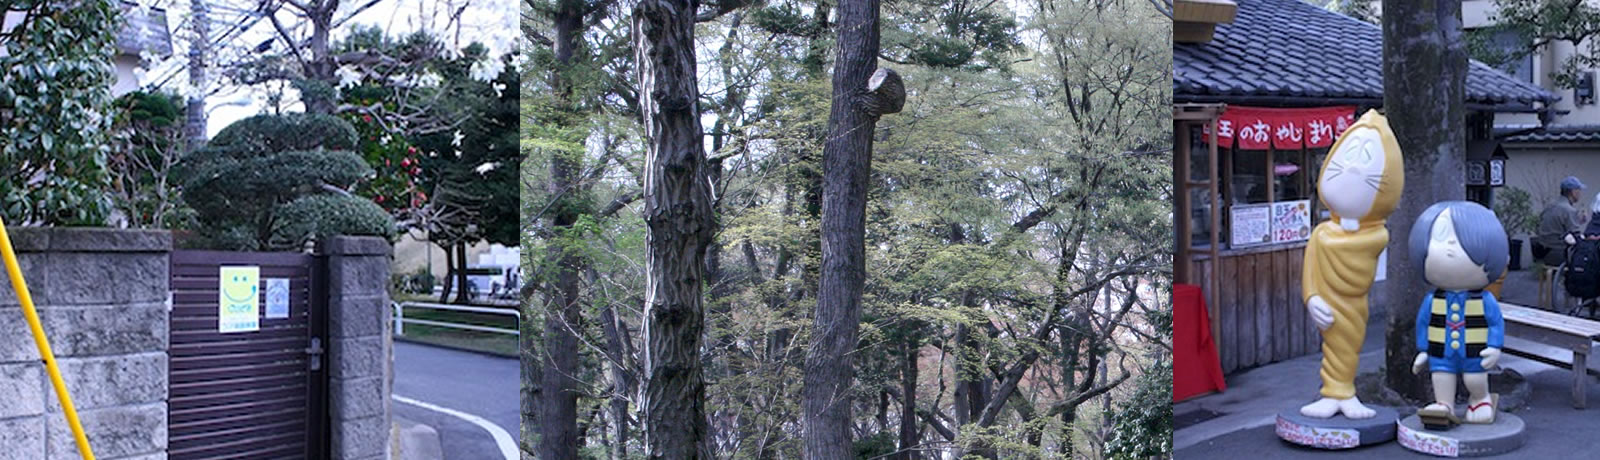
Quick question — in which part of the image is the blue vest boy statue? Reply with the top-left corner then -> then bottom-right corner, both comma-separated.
1409,201 -> 1509,427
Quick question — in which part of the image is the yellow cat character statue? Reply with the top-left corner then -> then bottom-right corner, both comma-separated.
1300,109 -> 1405,419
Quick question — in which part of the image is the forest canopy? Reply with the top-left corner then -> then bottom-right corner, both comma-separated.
523,0 -> 1173,458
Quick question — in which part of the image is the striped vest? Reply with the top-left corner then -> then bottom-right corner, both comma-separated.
1426,290 -> 1489,358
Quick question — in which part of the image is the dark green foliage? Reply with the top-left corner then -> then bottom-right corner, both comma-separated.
410,53 -> 521,247
118,91 -> 185,127
110,90 -> 194,229
201,113 -> 359,158
853,432 -> 896,459
271,194 -> 395,247
883,0 -> 1021,70
178,114 -> 393,250
1467,0 -> 1600,89
1104,359 -> 1173,460
1494,186 -> 1538,237
0,1 -> 120,226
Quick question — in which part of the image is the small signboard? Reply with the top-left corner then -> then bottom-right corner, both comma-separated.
1276,416 -> 1359,449
265,278 -> 290,319
1467,162 -> 1488,186
1271,200 -> 1312,244
1398,421 -> 1459,457
1230,203 -> 1272,247
218,266 -> 260,333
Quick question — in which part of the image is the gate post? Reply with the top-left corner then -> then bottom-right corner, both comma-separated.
318,236 -> 393,460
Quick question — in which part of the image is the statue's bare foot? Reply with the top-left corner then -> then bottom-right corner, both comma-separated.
1465,396 -> 1495,424
1337,397 -> 1376,419
1300,397 -> 1341,418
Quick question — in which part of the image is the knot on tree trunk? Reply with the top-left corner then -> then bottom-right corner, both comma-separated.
857,67 -> 905,116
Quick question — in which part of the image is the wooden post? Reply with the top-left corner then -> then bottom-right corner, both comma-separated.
1575,349 -> 1588,409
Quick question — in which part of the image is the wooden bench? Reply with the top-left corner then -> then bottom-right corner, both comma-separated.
1500,303 -> 1600,408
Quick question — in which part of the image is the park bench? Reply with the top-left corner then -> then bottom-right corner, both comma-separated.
1500,302 -> 1600,408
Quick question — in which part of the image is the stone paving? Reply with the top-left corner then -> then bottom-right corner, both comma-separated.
1174,266 -> 1600,458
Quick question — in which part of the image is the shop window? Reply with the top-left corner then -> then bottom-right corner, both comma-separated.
1230,149 -> 1269,204
1179,105 -> 1350,253
1189,128 -> 1211,182
1190,186 -> 1216,249
1225,145 -> 1317,248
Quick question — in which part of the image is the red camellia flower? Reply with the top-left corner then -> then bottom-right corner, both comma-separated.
375,195 -> 385,203
408,146 -> 417,154
411,167 -> 421,176
362,115 -> 373,123
401,158 -> 411,167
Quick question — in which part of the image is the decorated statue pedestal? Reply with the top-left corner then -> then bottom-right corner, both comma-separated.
1397,412 -> 1525,457
1275,405 -> 1398,449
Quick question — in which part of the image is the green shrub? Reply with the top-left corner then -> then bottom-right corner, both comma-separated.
1494,186 -> 1538,237
0,2 -> 119,226
178,114 -> 394,250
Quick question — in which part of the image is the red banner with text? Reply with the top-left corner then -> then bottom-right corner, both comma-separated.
1204,106 -> 1356,150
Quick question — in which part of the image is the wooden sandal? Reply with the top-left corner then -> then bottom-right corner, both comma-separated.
1419,404 -> 1460,430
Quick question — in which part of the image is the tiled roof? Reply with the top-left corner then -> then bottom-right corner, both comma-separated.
1501,125 -> 1600,143
1174,0 -> 1557,107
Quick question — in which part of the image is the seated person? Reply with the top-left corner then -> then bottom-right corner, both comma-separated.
1535,176 -> 1587,265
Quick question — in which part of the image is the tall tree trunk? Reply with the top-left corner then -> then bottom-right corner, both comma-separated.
897,342 -> 919,460
185,0 -> 209,151
439,243 -> 455,303
802,0 -> 902,454
1381,0 -> 1466,401
454,242 -> 471,304
635,0 -> 716,455
600,303 -> 636,460
533,2 -> 586,458
301,1 -> 338,114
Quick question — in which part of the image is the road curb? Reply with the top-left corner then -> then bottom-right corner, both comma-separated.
394,335 -> 518,359
396,416 -> 444,460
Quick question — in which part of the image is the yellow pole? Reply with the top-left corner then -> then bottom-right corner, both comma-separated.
0,219 -> 95,460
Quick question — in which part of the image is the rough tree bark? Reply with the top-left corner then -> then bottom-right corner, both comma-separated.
532,2 -> 586,458
801,0 -> 903,451
1381,0 -> 1466,401
635,0 -> 717,455
453,242 -> 470,304
897,342 -> 920,460
301,0 -> 338,114
438,243 -> 455,304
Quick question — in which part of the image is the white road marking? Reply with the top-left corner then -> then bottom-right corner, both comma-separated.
394,394 -> 517,460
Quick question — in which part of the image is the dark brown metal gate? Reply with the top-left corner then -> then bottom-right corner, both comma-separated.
169,250 -> 328,459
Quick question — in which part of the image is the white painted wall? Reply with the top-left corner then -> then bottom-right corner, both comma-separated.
390,229 -> 520,280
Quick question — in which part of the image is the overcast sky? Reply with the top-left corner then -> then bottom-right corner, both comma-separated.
139,0 -> 519,136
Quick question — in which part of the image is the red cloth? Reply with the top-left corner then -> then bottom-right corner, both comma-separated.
1173,283 -> 1226,401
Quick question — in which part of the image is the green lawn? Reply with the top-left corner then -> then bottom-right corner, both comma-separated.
393,302 -> 519,357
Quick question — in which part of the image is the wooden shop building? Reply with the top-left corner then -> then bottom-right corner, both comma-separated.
1171,0 -> 1557,374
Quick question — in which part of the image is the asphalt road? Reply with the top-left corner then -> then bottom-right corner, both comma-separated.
393,340 -> 519,460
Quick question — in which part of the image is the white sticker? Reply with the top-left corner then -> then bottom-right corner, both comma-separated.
1398,421 -> 1460,457
265,278 -> 290,319
219,266 -> 260,333
1275,416 -> 1359,449
1376,248 -> 1388,282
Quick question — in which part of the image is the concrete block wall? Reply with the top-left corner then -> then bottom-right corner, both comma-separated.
0,228 -> 170,460
320,236 -> 394,460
